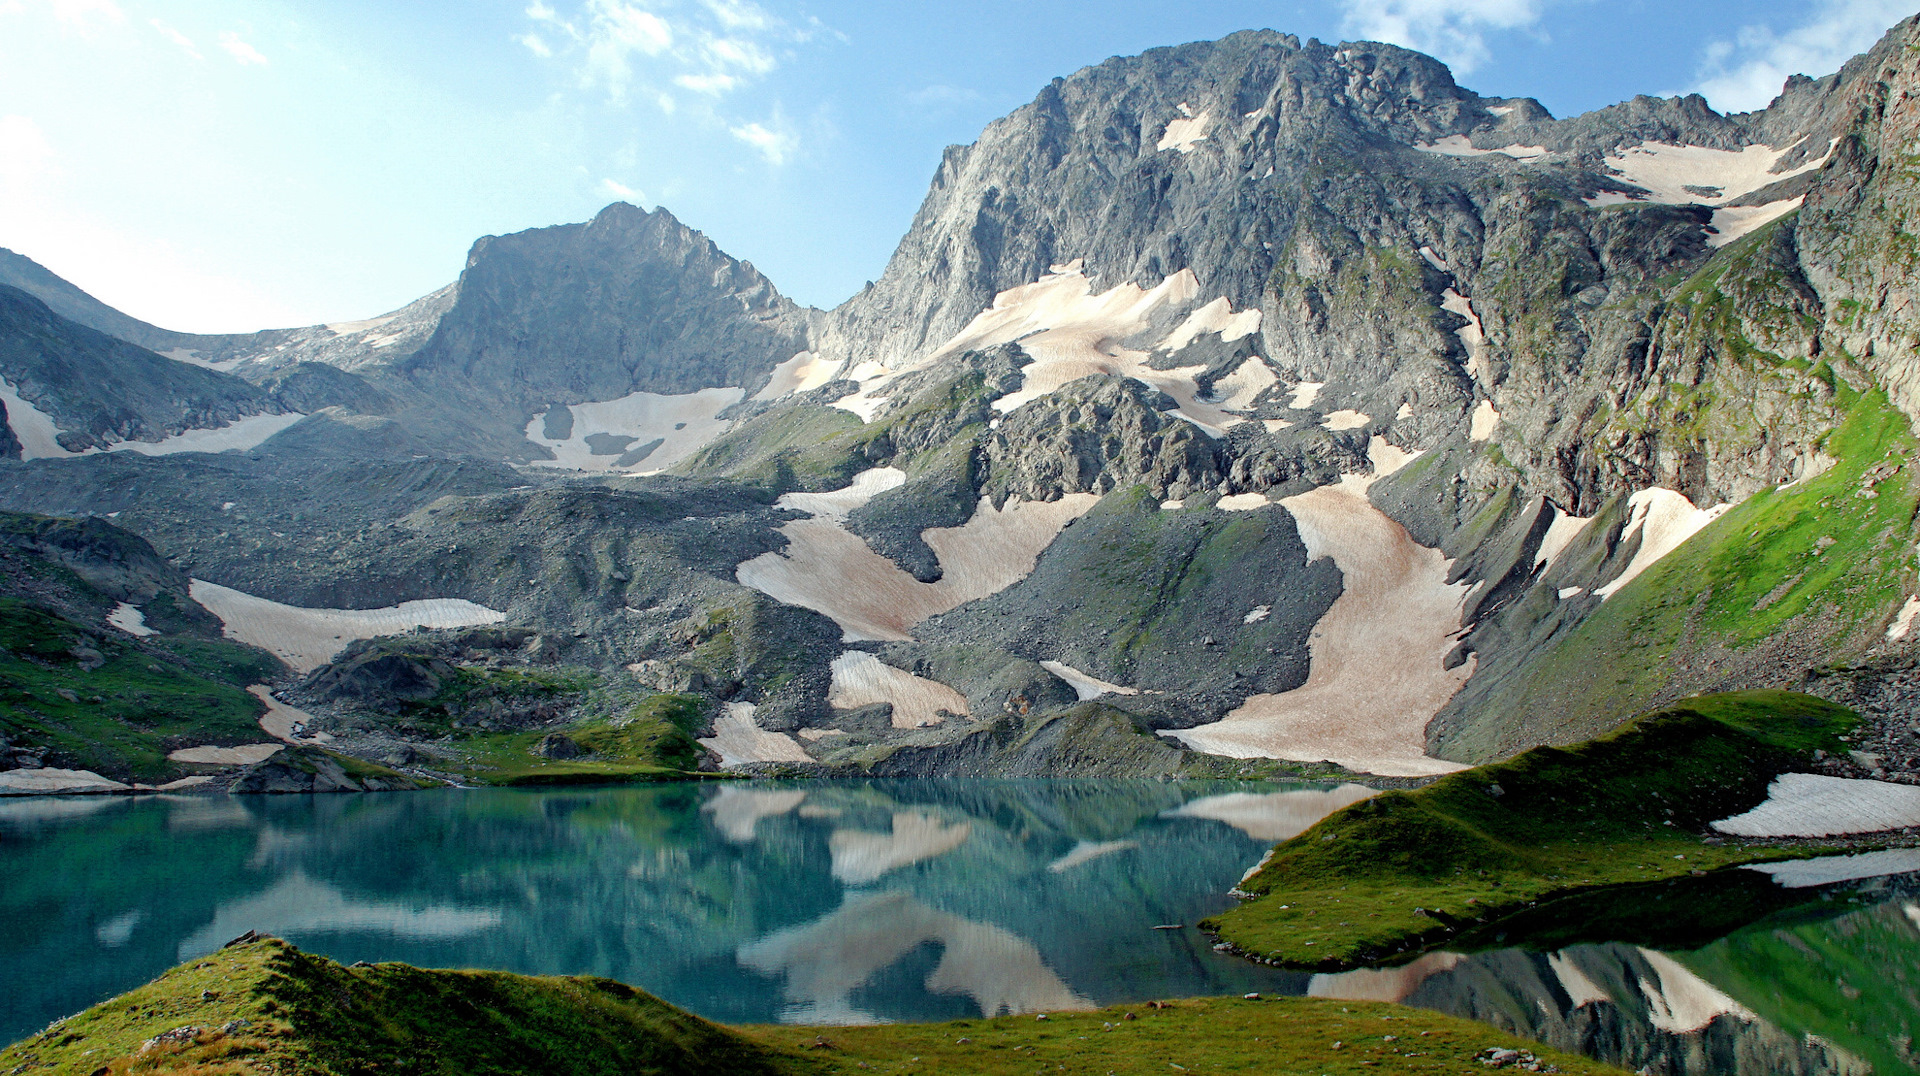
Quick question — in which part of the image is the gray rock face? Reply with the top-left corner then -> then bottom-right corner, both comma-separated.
228,746 -> 418,793
0,286 -> 286,452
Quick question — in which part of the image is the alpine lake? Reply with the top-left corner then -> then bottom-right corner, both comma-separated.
3,780 -> 1916,1075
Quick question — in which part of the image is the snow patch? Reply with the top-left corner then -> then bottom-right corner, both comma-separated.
1161,297 -> 1262,353
1440,290 -> 1490,382
0,377 -> 86,460
1047,839 -> 1137,873
1593,488 -> 1729,600
1535,507 -> 1593,573
1745,847 -> 1920,888
1470,400 -> 1500,441
704,787 -> 808,842
1243,605 -> 1271,625
1417,246 -> 1450,272
1637,950 -> 1754,1034
250,686 -> 331,744
189,579 -> 506,674
830,812 -> 973,884
1711,773 -> 1920,837
737,889 -> 1091,1024
1167,475 -> 1475,776
1039,659 -> 1138,701
1163,784 -> 1379,842
526,387 -> 741,473
0,767 -> 131,796
1890,595 -> 1920,641
1204,357 -> 1279,411
112,412 -> 305,456
1308,952 -> 1466,1003
1558,586 -> 1585,599
1548,952 -> 1612,1009
107,602 -> 155,637
738,470 -> 1098,642
1287,381 -> 1324,410
1158,106 -> 1213,153
1415,135 -> 1546,159
1321,409 -> 1370,431
1367,435 -> 1422,477
1215,493 -> 1271,511
828,651 -> 969,728
697,701 -> 812,766
1709,198 -> 1804,248
1589,139 -> 1833,208
778,466 -> 906,520
757,351 -> 842,400
167,743 -> 284,766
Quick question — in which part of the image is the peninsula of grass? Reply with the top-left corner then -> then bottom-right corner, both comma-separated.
1207,690 -> 1861,969
1,935 -> 1627,1076
450,693 -> 716,786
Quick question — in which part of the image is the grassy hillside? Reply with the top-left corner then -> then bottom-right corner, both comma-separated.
0,599 -> 279,780
1447,383 -> 1920,762
1210,691 -> 1862,968
0,936 -> 1628,1076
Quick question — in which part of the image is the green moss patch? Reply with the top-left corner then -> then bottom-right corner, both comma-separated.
0,599 -> 277,780
1210,691 -> 1860,968
451,693 -> 710,786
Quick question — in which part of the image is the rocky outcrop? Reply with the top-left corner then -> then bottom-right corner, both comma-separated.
0,286 -> 286,452
228,746 -> 423,793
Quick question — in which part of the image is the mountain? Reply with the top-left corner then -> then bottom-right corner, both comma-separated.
4,17 -> 1920,785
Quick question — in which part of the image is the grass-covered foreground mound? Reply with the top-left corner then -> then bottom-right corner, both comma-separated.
2,936 -> 1629,1075
449,693 -> 712,786
1209,690 -> 1861,969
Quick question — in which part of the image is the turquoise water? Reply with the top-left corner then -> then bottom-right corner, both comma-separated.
2,780 -> 1917,1074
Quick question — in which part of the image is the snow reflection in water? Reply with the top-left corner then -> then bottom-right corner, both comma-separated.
0,784 -> 1915,1076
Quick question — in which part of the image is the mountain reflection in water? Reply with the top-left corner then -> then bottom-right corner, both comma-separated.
0,780 -> 1915,1075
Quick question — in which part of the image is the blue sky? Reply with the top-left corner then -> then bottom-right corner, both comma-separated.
0,0 -> 1909,332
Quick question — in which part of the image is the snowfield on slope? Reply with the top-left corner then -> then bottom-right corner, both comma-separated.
0,378 -> 303,459
189,580 -> 506,674
1167,464 -> 1474,777
524,386 -> 741,473
737,467 -> 1099,642
1711,773 -> 1920,837
824,261 -> 1271,437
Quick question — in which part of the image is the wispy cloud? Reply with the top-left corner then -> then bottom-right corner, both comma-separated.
1336,0 -> 1546,75
730,118 -> 795,165
599,177 -> 643,201
148,17 -> 200,59
1691,0 -> 1911,114
524,0 -> 816,105
217,30 -> 267,66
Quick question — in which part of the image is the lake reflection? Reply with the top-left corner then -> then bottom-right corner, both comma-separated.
0,779 -> 1324,1039
3,781 -> 1917,1076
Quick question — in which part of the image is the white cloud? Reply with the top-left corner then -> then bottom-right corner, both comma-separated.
582,1 -> 673,101
50,0 -> 123,29
675,72 -> 737,94
1337,0 -> 1545,74
217,30 -> 267,66
599,177 -> 643,201
730,118 -> 795,165
524,0 -> 826,106
148,18 -> 201,59
1691,0 -> 1912,114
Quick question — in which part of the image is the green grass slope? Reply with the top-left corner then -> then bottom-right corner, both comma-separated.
1448,386 -> 1920,761
0,599 -> 280,781
1,937 -> 1628,1076
450,693 -> 713,786
0,935 -> 794,1076
1210,691 -> 1861,968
